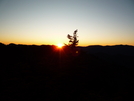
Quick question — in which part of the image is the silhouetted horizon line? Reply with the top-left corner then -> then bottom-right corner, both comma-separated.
0,42 -> 134,47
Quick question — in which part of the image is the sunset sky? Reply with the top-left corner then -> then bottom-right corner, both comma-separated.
0,0 -> 134,46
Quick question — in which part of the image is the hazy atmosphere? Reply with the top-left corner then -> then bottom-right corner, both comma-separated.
0,0 -> 134,46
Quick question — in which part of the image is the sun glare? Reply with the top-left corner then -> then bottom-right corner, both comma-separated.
57,43 -> 63,48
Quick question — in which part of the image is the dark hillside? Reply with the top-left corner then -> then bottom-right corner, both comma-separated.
1,43 -> 134,101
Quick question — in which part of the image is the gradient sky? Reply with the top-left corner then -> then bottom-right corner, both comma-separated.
0,0 -> 134,46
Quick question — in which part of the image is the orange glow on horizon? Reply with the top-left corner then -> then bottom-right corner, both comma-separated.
0,41 -> 134,46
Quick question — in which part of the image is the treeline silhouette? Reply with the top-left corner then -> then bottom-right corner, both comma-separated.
1,42 -> 134,101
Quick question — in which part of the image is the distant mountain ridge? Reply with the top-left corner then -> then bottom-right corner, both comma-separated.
78,45 -> 134,69
1,42 -> 134,56
79,45 -> 134,56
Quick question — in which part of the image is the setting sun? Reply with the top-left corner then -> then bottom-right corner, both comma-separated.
57,43 -> 63,48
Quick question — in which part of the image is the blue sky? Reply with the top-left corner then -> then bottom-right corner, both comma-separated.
0,0 -> 134,46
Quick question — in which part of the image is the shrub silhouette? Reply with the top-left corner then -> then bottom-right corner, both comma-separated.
64,30 -> 80,56
66,29 -> 79,48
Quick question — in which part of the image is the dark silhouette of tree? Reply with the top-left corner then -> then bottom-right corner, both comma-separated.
64,30 -> 79,56
66,30 -> 79,48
